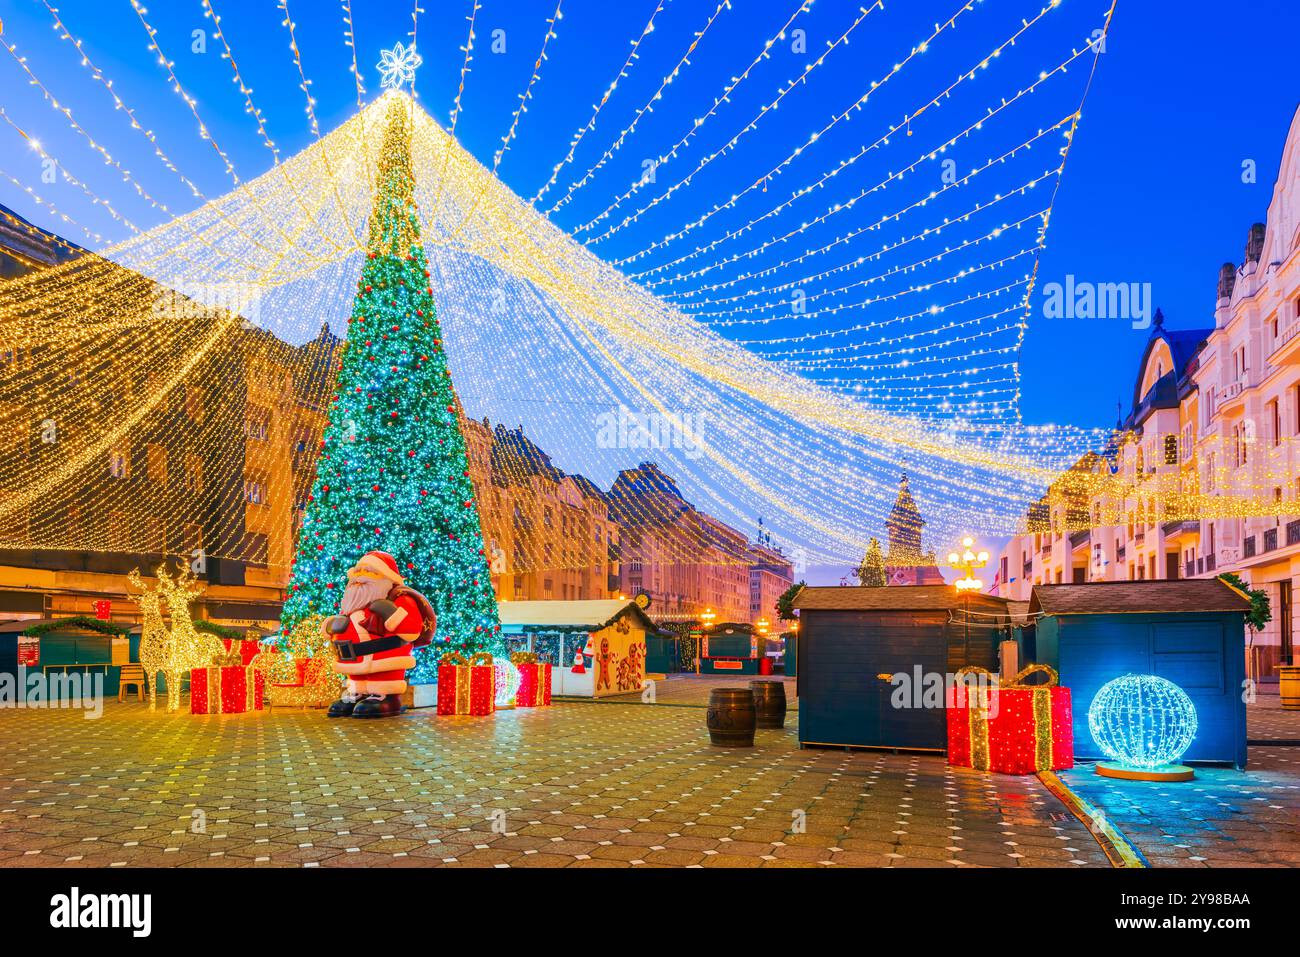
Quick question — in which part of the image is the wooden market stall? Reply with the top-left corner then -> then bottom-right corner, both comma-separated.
700,621 -> 765,675
1026,580 -> 1250,768
0,616 -> 135,697
791,585 -> 1011,750
497,598 -> 656,698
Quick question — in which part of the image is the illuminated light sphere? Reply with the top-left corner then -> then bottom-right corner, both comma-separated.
1087,675 -> 1197,771
494,657 -> 521,708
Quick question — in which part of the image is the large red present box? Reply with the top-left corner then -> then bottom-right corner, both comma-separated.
190,665 -> 265,714
436,651 -> 495,716
221,637 -> 261,667
511,652 -> 552,708
946,665 -> 1073,775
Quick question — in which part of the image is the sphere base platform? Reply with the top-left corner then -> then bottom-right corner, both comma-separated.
1095,762 -> 1195,782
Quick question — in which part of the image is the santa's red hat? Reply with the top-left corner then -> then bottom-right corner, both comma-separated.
350,550 -> 404,586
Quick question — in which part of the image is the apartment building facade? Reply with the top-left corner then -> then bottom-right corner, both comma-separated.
992,107 -> 1300,680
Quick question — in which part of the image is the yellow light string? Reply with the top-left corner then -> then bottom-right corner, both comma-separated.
201,0 -> 280,165
0,166 -> 107,245
278,0 -> 364,251
545,0 -> 733,215
706,207 -> 1051,337
430,0 -> 482,225
1009,0 -> 1118,425
341,0 -> 367,105
748,279 -> 1030,355
0,105 -> 141,236
528,0 -> 669,206
648,108 -> 1077,295
19,1 -> 345,274
575,0 -> 879,240
622,6 -> 1088,276
1,35 -> 179,218
494,0 -> 565,170
700,245 -> 1040,328
38,0 -> 205,200
445,0 -> 565,241
128,0 -> 242,185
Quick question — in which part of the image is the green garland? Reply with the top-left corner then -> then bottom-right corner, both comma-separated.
22,616 -> 129,638
194,619 -> 244,641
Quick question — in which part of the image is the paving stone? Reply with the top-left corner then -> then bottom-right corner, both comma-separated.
10,691 -> 1291,868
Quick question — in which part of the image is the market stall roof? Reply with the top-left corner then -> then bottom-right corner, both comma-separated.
791,585 -> 1009,613
1006,601 -> 1032,625
1028,580 -> 1251,616
496,599 -> 656,632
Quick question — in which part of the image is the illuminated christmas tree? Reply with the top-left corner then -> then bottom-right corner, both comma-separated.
280,94 -> 503,680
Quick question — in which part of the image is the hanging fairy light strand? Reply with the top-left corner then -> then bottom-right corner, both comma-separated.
568,0 -> 824,233
529,0 -> 669,206
128,0 -> 242,185
576,0 -> 886,242
545,0 -> 734,215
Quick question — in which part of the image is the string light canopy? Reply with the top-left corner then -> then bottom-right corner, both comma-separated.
0,0 -> 1289,581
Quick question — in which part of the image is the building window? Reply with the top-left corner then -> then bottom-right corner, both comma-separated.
1163,434 -> 1178,465
146,444 -> 167,484
109,448 -> 130,479
184,454 -> 204,494
246,408 -> 270,441
244,474 -> 269,506
1269,399 -> 1281,446
184,384 -> 204,422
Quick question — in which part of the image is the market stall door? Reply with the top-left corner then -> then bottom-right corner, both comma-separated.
799,613 -> 948,750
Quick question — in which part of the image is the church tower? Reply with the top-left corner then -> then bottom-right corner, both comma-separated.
883,473 -> 946,586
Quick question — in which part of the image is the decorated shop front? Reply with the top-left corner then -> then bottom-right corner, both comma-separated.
498,599 -> 654,698
700,622 -> 765,675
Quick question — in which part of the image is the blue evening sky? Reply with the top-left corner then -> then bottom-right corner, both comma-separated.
0,0 -> 1296,435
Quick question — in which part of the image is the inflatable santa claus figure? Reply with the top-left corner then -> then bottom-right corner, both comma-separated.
324,550 -> 436,718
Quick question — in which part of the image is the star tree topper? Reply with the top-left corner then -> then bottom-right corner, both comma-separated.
377,42 -> 422,91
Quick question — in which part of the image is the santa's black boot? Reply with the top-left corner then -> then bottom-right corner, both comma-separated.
352,693 -> 403,718
327,697 -> 357,718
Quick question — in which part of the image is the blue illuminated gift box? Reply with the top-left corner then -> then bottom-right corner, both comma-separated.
1025,580 -> 1249,768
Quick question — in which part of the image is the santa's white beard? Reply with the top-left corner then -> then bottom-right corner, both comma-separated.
340,576 -> 391,615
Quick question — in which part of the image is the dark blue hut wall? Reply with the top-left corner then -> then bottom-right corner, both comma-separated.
1037,612 -> 1246,768
798,610 -> 999,750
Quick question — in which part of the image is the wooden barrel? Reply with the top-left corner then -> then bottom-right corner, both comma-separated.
1280,665 -> 1300,711
750,679 -> 787,729
706,688 -> 756,747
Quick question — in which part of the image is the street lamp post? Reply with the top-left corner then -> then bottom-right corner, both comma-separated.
947,536 -> 990,655
697,606 -> 716,674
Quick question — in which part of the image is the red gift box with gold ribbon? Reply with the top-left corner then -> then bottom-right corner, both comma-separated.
946,665 -> 1073,775
190,665 -> 265,714
221,637 -> 261,667
511,652 -> 552,708
436,651 -> 496,716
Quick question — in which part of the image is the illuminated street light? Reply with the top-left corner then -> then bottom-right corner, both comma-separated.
948,535 -> 990,593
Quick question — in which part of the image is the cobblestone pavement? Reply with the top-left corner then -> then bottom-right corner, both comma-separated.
1058,700 -> 1300,868
575,673 -> 798,708
0,698 -> 1107,869
1247,694 -> 1300,742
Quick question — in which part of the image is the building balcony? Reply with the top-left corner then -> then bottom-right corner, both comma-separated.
1161,519 -> 1200,544
1216,379 -> 1248,418
1268,319 -> 1300,365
